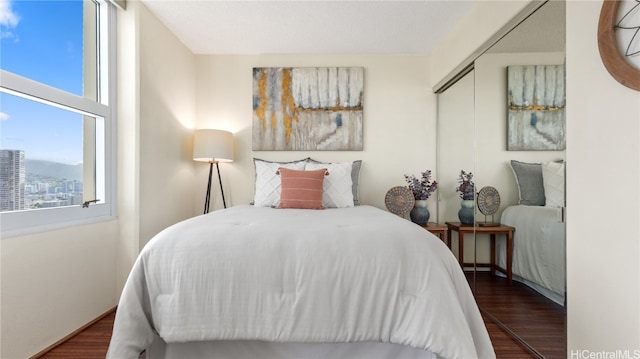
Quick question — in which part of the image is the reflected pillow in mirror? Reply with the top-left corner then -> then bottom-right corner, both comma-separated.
542,161 -> 565,208
509,160 -> 545,206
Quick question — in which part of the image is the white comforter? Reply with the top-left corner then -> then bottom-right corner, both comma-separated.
107,205 -> 494,359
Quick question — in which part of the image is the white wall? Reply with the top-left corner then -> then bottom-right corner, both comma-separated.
137,2 -> 199,248
194,55 -> 438,215
566,0 -> 640,352
116,0 -> 200,287
0,221 -> 118,358
116,0 -> 141,298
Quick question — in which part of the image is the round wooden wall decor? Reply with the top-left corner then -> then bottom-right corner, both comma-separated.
597,0 -> 640,91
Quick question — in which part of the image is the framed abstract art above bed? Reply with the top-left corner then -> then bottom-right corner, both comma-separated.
252,67 -> 364,151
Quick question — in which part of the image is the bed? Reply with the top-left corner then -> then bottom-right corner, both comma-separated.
498,205 -> 566,305
108,158 -> 494,358
498,160 -> 566,305
106,205 -> 495,359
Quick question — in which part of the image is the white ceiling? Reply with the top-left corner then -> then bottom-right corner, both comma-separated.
139,0 -> 476,55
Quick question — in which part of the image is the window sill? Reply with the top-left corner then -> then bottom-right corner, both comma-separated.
0,214 -> 117,239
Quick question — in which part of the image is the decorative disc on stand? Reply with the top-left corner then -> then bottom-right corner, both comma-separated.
385,186 -> 415,217
477,186 -> 501,226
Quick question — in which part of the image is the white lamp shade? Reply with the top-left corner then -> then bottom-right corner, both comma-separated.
193,129 -> 234,163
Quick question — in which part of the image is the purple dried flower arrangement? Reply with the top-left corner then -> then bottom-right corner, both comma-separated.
456,170 -> 475,200
404,170 -> 438,200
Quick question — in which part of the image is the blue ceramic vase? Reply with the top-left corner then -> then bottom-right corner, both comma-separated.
458,199 -> 475,225
410,200 -> 430,225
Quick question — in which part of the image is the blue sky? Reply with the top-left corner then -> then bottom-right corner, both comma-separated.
1,0 -> 84,165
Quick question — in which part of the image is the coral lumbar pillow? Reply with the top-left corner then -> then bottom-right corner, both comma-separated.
277,168 -> 327,209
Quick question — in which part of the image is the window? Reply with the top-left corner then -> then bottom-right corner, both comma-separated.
0,0 -> 116,237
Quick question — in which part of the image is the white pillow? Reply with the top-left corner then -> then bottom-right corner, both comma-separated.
305,161 -> 354,208
308,159 -> 362,205
542,161 -> 565,208
253,158 -> 306,207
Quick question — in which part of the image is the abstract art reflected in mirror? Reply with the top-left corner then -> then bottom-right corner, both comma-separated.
507,65 -> 566,151
252,67 -> 364,151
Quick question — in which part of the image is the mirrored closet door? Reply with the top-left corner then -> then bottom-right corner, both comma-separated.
436,1 -> 566,358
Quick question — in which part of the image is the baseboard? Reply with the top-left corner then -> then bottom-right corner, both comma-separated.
30,306 -> 117,359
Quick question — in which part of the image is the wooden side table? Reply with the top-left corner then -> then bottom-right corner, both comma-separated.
419,222 -> 447,243
445,222 -> 516,285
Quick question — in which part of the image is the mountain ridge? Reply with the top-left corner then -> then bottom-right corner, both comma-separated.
25,159 -> 83,182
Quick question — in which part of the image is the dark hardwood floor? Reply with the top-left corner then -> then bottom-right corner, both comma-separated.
35,310 -> 115,359
472,272 -> 567,359
36,274 -> 564,359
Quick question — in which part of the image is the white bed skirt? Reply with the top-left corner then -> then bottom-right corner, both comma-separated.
148,336 -> 437,359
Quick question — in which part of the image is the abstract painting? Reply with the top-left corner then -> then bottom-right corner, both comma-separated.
507,65 -> 566,151
252,67 -> 364,151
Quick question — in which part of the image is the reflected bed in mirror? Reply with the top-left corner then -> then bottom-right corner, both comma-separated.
499,205 -> 565,305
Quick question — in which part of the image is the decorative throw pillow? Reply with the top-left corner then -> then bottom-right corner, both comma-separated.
509,160 -> 545,206
253,158 -> 307,207
277,168 -> 327,209
307,159 -> 362,205
305,161 -> 354,208
542,161 -> 565,208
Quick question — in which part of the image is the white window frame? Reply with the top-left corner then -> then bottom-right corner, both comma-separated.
0,0 -> 117,238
